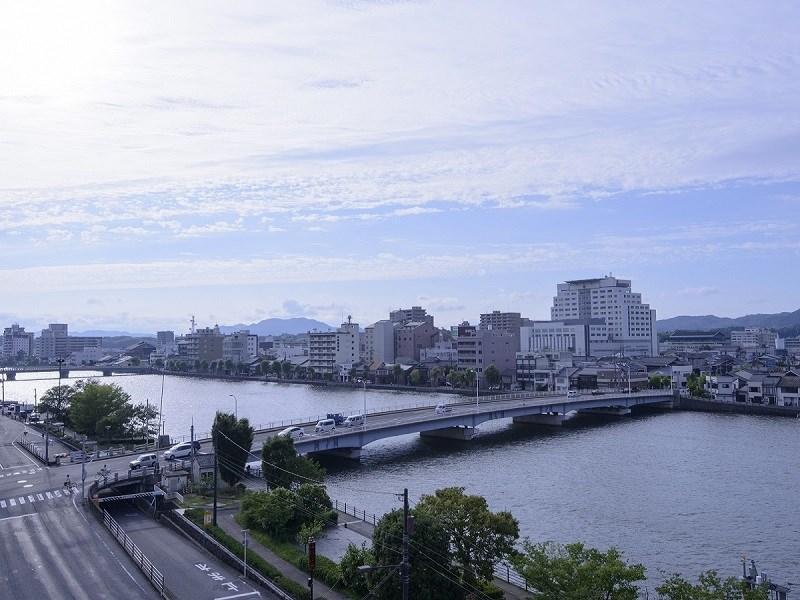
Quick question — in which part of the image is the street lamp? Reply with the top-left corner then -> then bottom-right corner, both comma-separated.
362,379 -> 367,427
242,529 -> 249,578
229,394 -> 237,419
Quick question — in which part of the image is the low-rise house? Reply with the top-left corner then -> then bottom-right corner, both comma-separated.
777,372 -> 800,406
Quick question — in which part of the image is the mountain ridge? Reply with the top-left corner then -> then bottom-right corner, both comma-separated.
218,317 -> 334,336
657,309 -> 800,332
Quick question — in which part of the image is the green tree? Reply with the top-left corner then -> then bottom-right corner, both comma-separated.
649,374 -> 671,389
281,360 -> 293,379
372,508 -> 464,600
463,368 -> 476,389
126,403 -> 160,439
212,411 -> 255,487
656,570 -> 768,600
340,543 -> 375,597
484,364 -> 501,388
200,360 -> 209,372
430,367 -> 442,387
447,370 -> 464,388
261,359 -> 271,377
512,541 -> 645,600
392,364 -> 403,384
687,373 -> 707,398
69,381 -> 135,438
224,359 -> 234,373
38,384 -> 74,423
240,488 -> 300,539
261,435 -> 325,489
417,487 -> 519,585
271,360 -> 283,378
307,367 -> 316,380
409,369 -> 422,386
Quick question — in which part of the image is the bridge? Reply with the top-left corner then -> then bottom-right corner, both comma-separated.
243,390 -> 674,459
0,365 -> 155,380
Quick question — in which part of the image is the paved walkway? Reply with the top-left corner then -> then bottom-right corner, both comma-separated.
216,508 -> 348,600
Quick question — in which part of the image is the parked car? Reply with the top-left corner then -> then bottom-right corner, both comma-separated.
326,413 -> 346,425
567,390 -> 578,398
590,389 -> 605,396
342,414 -> 365,427
27,412 -> 41,423
163,442 -> 199,460
129,453 -> 158,470
434,403 -> 453,415
315,418 -> 336,433
277,426 -> 305,440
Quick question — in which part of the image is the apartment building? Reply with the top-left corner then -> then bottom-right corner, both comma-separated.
308,319 -> 359,378
456,324 -> 517,384
177,325 -> 224,363
363,320 -> 395,364
731,328 -> 777,349
223,330 -> 254,364
2,324 -> 34,358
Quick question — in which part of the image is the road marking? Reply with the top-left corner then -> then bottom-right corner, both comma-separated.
45,492 -> 52,499
54,490 -> 62,498
23,484 -> 33,488
18,496 -> 25,504
9,498 -> 16,506
37,493 -> 44,501
17,480 -> 27,483
0,513 -> 37,522
0,500 -> 6,508
214,592 -> 261,600
28,495 -> 35,502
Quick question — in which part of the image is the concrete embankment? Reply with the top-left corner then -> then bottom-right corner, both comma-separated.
678,396 -> 800,418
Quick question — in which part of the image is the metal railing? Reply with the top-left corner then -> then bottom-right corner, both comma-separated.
493,560 -> 530,591
333,498 -> 379,526
102,509 -> 167,598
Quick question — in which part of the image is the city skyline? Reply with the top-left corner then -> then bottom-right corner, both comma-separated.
2,2 -> 799,331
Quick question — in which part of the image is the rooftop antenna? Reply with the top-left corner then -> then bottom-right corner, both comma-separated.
190,315 -> 196,334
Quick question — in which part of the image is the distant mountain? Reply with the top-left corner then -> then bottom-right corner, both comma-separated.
657,309 -> 800,332
73,330 -> 154,337
219,317 -> 334,336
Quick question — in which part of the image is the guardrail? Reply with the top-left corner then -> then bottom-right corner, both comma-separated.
15,438 -> 55,465
102,509 -> 168,598
333,498 -> 379,526
493,560 -> 530,592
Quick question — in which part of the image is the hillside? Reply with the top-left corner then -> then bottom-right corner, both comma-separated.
219,317 -> 334,336
657,309 -> 800,332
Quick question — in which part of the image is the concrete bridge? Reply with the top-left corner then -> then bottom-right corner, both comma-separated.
246,390 -> 674,459
0,365 -> 155,380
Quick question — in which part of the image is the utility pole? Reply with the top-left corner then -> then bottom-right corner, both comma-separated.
213,429 -> 218,526
401,488 -> 410,600
242,529 -> 249,578
81,436 -> 87,502
308,536 -> 316,599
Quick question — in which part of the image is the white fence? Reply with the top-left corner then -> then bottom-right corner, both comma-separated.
102,510 -> 167,598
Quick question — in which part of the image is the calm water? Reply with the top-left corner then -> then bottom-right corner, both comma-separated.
4,372 -> 798,585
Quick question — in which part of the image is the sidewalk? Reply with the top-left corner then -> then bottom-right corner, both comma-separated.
216,509 -> 348,600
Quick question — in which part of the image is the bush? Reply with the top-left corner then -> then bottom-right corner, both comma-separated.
340,543 -> 374,596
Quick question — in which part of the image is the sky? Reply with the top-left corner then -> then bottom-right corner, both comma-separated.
1,1 -> 799,334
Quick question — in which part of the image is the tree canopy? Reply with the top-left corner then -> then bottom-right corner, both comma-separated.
656,570 -> 768,600
38,384 -> 74,423
511,540 -> 645,600
261,435 -> 325,489
212,411 -> 255,487
484,364 -> 501,387
69,381 -> 137,437
416,486 -> 519,585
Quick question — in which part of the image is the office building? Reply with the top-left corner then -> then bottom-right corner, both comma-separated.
2,324 -> 34,358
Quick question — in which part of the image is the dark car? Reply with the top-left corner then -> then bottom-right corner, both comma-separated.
326,413 -> 346,425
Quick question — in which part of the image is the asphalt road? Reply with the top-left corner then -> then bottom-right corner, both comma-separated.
106,504 -> 264,600
0,500 -> 159,600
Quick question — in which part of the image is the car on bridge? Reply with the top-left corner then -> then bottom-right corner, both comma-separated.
434,403 -> 453,415
129,453 -> 158,470
277,426 -> 305,440
315,418 -> 336,433
342,414 -> 365,427
326,413 -> 346,425
163,441 -> 201,460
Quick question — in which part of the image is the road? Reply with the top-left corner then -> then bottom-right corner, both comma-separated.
106,504 -> 263,600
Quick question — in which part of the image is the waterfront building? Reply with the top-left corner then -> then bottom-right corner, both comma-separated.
35,323 -> 68,361
363,320 -> 395,364
389,306 -> 428,324
156,331 -> 176,354
456,324 -> 517,385
308,318 -> 359,379
2,324 -> 34,359
223,331 -> 254,364
177,325 -> 224,363
394,318 -> 437,362
419,339 -> 458,366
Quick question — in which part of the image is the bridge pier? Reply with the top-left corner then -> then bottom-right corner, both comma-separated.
513,413 -> 568,426
578,407 -> 632,417
4,372 -> 15,381
102,369 -> 113,377
310,447 -> 362,460
420,426 -> 478,441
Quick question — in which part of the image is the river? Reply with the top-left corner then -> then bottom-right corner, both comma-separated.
3,371 -> 798,587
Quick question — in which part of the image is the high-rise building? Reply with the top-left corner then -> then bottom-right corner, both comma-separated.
731,328 -> 777,349
2,324 -> 34,358
456,324 -> 518,384
541,276 -> 657,357
36,324 -> 69,361
363,320 -> 395,364
177,325 -> 224,363
390,306 -> 428,324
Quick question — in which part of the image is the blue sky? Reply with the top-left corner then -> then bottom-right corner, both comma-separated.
1,1 -> 799,333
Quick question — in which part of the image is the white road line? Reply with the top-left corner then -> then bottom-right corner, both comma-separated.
0,500 -> 6,508
37,493 -> 44,501
0,513 -> 38,522
9,498 -> 16,506
214,592 -> 261,600
54,490 -> 62,498
45,491 -> 52,499
28,495 -> 35,502
18,497 -> 25,504
23,484 -> 33,488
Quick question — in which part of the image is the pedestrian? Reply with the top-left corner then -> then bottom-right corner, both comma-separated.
64,474 -> 71,489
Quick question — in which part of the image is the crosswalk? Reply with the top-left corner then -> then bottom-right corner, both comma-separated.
0,487 -> 76,512
0,467 -> 43,479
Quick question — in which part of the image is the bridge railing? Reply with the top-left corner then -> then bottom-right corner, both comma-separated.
102,509 -> 168,598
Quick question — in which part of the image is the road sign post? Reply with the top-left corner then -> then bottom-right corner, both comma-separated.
308,537 -> 316,599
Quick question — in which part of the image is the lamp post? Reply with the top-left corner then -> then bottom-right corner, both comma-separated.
475,369 -> 479,409
242,529 -> 249,578
228,394 -> 237,419
362,379 -> 367,426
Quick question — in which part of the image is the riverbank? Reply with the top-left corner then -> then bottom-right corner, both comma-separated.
678,396 -> 800,417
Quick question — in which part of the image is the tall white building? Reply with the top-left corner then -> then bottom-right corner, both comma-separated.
308,318 -> 360,378
731,328 -> 777,349
2,324 -> 34,358
363,320 -> 395,364
546,276 -> 658,357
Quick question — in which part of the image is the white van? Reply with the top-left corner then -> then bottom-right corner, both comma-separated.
314,418 -> 336,433
567,390 -> 578,398
342,414 -> 364,427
